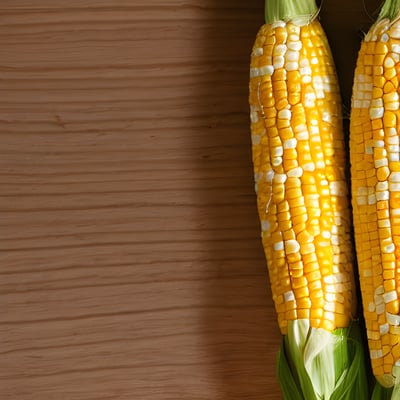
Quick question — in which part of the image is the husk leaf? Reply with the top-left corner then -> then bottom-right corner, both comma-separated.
264,0 -> 318,25
372,382 -> 393,400
277,320 -> 369,399
378,0 -> 400,21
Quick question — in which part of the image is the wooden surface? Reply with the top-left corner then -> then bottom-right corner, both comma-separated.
0,1 -> 382,399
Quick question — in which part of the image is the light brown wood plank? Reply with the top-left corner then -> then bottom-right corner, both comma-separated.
0,0 -> 281,399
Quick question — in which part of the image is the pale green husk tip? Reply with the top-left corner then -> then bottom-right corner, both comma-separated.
277,320 -> 369,400
378,0 -> 400,22
264,0 -> 318,25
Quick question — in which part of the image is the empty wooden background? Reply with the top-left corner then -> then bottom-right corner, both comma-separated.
0,1 -> 382,399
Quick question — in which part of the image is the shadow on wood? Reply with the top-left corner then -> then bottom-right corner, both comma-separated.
195,1 -> 282,398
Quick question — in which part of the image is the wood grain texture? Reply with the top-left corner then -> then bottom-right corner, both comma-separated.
0,1 -> 382,399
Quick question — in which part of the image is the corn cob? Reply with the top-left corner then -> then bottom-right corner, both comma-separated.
350,0 -> 400,397
250,0 -> 368,398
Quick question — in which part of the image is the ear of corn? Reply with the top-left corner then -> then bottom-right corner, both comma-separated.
250,0 -> 369,398
350,0 -> 400,398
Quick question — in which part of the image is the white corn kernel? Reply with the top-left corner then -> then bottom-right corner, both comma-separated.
273,56 -> 285,69
303,162 -> 315,172
284,290 -> 295,302
252,47 -> 263,56
274,44 -> 287,55
376,190 -> 389,201
392,18 -> 400,34
330,181 -> 346,196
375,158 -> 389,168
389,182 -> 400,191
285,239 -> 300,254
370,107 -> 384,119
285,50 -> 299,62
300,66 -> 312,76
382,241 -> 395,254
287,166 -> 303,178
376,303 -> 385,314
272,146 -> 284,157
390,172 -> 400,182
287,40 -> 302,51
274,173 -> 287,183
261,220 -> 270,231
254,172 -> 263,182
272,157 -> 282,166
387,311 -> 400,325
272,21 -> 286,28
379,323 -> 389,335
384,57 -> 395,68
278,109 -> 291,120
286,61 -> 299,71
265,170 -> 274,181
370,349 -> 384,359
250,110 -> 259,123
260,65 -> 274,76
283,138 -> 297,149
376,181 -> 389,191
368,193 -> 377,204
383,290 -> 397,303
324,303 -> 335,312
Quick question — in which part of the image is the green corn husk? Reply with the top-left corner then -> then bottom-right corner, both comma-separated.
277,320 -> 369,400
372,383 -> 393,400
261,0 -> 370,398
378,0 -> 400,21
264,0 -> 317,26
